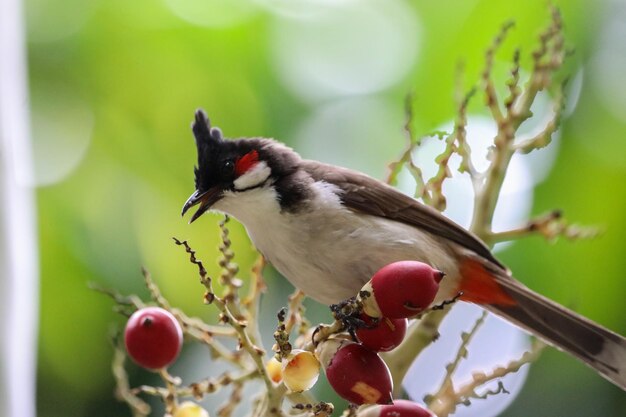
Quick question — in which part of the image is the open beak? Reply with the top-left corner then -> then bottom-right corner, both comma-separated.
181,187 -> 223,223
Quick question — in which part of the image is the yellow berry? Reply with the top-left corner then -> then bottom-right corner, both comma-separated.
266,356 -> 283,383
282,349 -> 320,392
173,401 -> 210,417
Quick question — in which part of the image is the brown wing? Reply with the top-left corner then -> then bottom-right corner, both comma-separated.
301,160 -> 504,269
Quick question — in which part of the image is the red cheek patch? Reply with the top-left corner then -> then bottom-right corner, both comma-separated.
235,150 -> 259,176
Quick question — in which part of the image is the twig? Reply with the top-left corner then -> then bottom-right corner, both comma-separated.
513,79 -> 567,154
489,210 -> 600,243
454,87 -> 479,184
186,369 -> 258,399
425,311 -> 488,408
504,49 -> 522,114
217,382 -> 244,417
381,307 -> 451,396
173,237 -> 288,416
429,340 -> 546,417
89,282 -> 145,314
142,267 -> 172,309
382,9 -> 568,398
285,289 -> 307,335
292,401 -> 334,417
111,336 -> 151,417
482,21 -> 515,125
470,7 -> 566,242
159,368 -> 181,415
274,308 -> 293,360
386,92 -> 425,190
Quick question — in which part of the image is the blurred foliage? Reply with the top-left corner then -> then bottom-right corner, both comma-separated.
27,0 -> 626,416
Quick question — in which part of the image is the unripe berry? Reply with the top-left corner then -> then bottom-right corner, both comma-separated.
265,357 -> 283,383
174,401 -> 210,417
316,339 -> 393,405
282,349 -> 320,392
355,315 -> 407,352
357,399 -> 435,417
359,261 -> 444,319
124,307 -> 183,370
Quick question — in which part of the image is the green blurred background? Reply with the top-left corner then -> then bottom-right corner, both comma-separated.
22,0 -> 626,415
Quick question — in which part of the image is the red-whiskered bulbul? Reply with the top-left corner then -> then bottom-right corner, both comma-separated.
181,109 -> 626,390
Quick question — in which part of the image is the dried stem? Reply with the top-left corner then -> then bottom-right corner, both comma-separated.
381,307 -> 451,396
489,210 -> 600,243
482,21 -> 515,125
425,311 -> 488,407
285,289 -> 307,335
112,337 -> 151,417
217,382 -> 244,417
429,340 -> 546,417
382,9 -> 568,404
471,6 -> 566,242
159,368 -> 180,414
173,236 -> 288,416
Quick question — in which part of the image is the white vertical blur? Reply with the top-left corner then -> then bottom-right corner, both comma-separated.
0,0 -> 39,416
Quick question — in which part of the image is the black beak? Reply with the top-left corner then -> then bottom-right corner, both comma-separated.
181,187 -> 223,223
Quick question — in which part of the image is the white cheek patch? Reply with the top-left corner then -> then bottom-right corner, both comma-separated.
233,161 -> 271,190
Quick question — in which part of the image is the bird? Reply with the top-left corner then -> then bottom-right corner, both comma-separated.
181,109 -> 626,391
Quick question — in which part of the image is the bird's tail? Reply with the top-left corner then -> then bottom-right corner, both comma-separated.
459,256 -> 626,391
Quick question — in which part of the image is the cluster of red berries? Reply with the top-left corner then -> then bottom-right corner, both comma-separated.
123,261 -> 442,416
316,261 -> 443,416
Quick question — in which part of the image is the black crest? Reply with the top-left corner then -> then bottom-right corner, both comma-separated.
192,109 -> 225,191
193,109 -> 223,147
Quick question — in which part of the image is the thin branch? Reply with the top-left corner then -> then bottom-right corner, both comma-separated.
504,49 -> 522,114
386,92 -> 426,189
482,21 -> 515,125
173,236 -> 288,416
429,340 -> 546,417
489,210 -> 600,243
141,267 -> 171,309
285,289 -> 307,335
217,382 -> 244,417
112,336 -> 151,417
513,79 -> 567,154
159,368 -> 181,414
470,7 -> 567,242
381,307 -> 451,396
453,87 -> 480,183
425,311 -> 488,408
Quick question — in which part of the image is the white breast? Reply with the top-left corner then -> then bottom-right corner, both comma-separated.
213,181 -> 459,305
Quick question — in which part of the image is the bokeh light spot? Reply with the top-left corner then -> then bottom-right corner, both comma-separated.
30,85 -> 93,186
294,96 -> 405,180
25,0 -> 100,43
270,0 -> 420,102
163,0 -> 260,28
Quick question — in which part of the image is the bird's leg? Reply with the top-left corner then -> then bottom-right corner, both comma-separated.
329,297 -> 370,341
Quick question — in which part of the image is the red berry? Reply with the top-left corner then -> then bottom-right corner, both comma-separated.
356,315 -> 407,352
359,261 -> 444,319
124,307 -> 183,369
317,339 -> 393,405
358,399 -> 435,417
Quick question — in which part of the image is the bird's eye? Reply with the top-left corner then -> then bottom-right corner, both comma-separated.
221,160 -> 235,176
